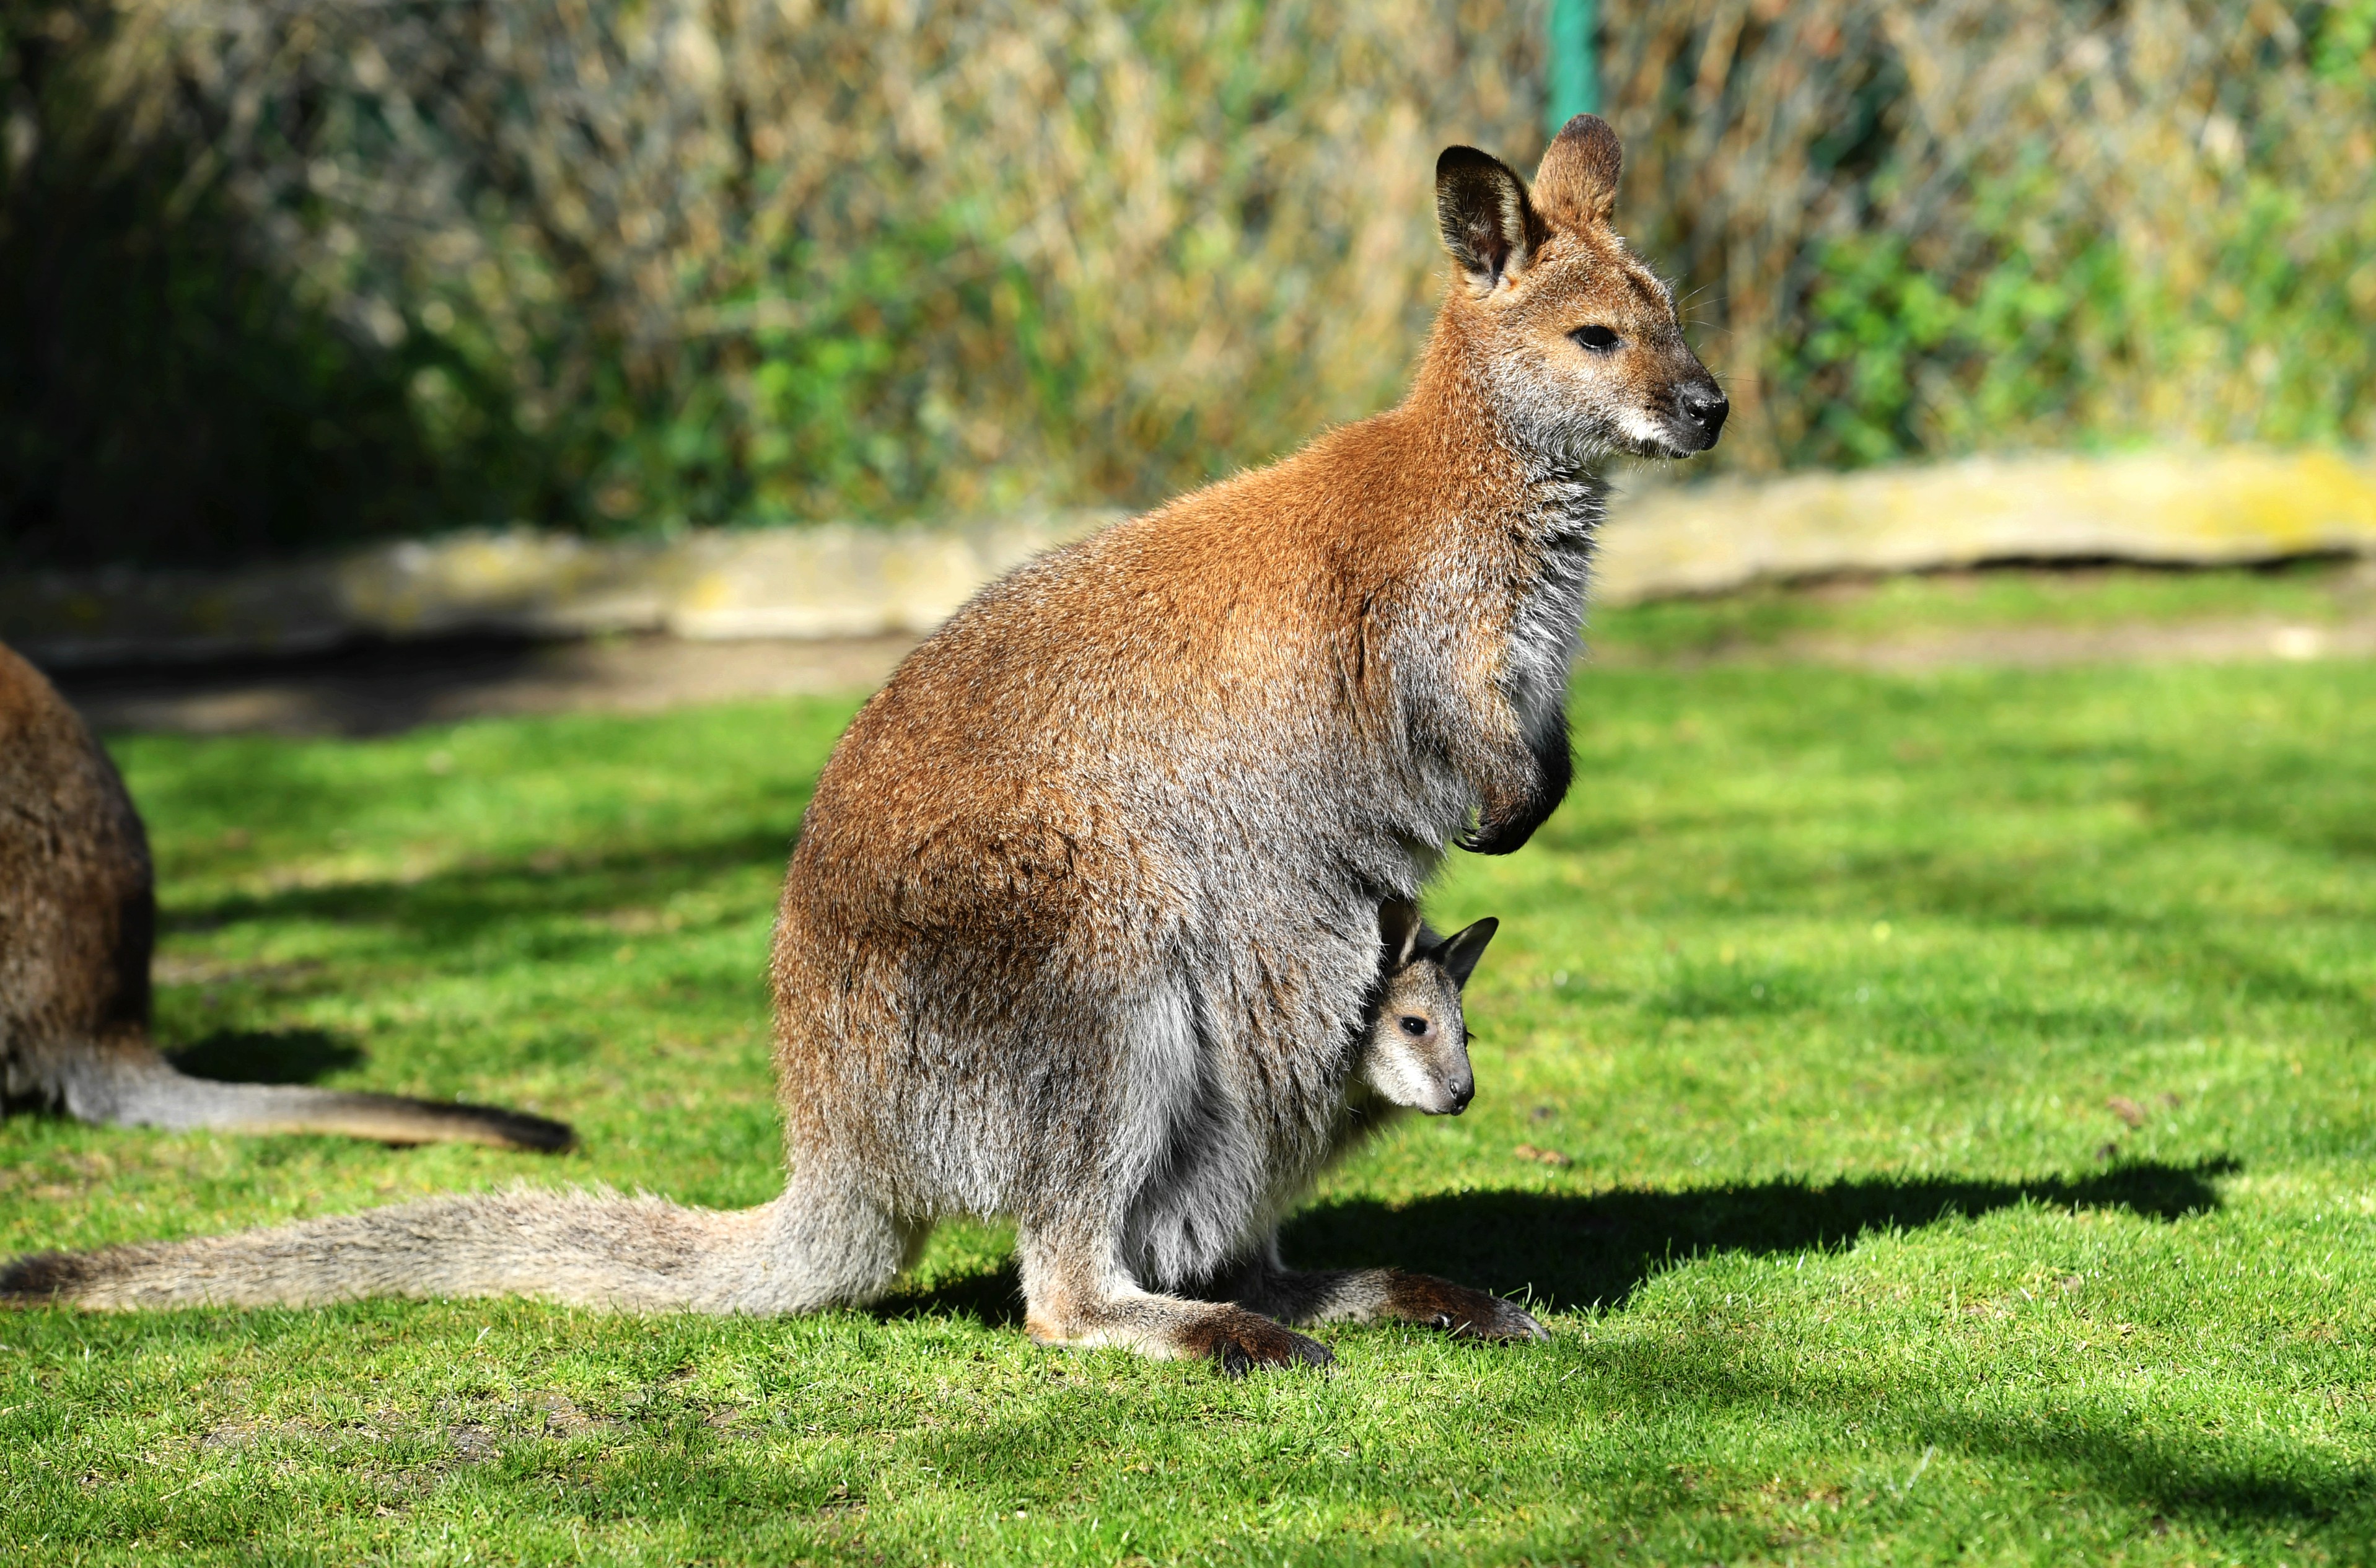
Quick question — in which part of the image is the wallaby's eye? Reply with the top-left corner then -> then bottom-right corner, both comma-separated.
1572,324 -> 1620,353
1398,1015 -> 1429,1037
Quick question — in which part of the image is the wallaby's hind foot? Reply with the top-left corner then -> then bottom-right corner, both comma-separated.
1217,1245 -> 1547,1342
1309,1269 -> 1546,1341
1025,1289 -> 1335,1378
1017,1224 -> 1333,1377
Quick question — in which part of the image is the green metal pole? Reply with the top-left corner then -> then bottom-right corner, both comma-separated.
1546,0 -> 1600,134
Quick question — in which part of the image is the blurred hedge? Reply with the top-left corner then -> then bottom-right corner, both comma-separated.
1611,0 -> 2376,470
2,0 -> 2370,568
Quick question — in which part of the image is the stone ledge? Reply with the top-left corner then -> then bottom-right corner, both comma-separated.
8,450 -> 2372,667
1601,448 -> 2376,600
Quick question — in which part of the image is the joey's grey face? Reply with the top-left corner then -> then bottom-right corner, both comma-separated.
1363,974 -> 1475,1116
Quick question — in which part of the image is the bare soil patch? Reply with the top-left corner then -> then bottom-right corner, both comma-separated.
53,632 -> 921,736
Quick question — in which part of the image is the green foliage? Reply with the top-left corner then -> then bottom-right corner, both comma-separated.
4,1 -> 2373,566
7,573 -> 2376,1562
3,0 -> 1541,566
1610,0 -> 2376,470
0,4 -> 450,569
1776,155 -> 2376,468
2318,0 -> 2376,82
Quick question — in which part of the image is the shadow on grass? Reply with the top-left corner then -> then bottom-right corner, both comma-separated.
1574,1336 -> 2365,1534
880,1264 -> 1027,1329
877,1158 -> 2234,1330
160,825 -> 795,956
62,636 -> 560,738
1282,1157 -> 2234,1315
167,1028 -> 362,1085
1912,1407 -> 2370,1531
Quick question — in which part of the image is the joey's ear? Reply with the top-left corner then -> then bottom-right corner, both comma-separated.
1378,900 -> 1423,968
1532,113 -> 1623,230
1436,146 -> 1546,292
1438,917 -> 1500,988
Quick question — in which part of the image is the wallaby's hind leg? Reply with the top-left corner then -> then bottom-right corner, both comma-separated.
1212,1232 -> 1547,1342
1015,1215 -> 1333,1376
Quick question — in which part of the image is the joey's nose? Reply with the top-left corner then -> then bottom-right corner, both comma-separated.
1448,1077 -> 1475,1115
1681,385 -> 1728,440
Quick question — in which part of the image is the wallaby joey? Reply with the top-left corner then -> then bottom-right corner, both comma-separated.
0,641 -> 572,1152
1358,901 -> 1497,1118
6,116 -> 1721,1372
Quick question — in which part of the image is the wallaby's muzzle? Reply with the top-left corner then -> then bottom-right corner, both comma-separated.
1676,382 -> 1729,450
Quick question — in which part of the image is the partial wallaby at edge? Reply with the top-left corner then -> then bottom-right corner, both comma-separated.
4,116 -> 1722,1370
0,642 -> 572,1152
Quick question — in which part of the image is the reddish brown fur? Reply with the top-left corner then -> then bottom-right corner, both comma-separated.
0,643 -> 154,1100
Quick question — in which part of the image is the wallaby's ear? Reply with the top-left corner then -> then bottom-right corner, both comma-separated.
1438,917 -> 1499,988
1436,146 -> 1546,293
1532,113 -> 1623,231
1378,900 -> 1423,969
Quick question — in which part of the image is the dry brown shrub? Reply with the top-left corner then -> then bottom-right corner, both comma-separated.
8,0 -> 2370,554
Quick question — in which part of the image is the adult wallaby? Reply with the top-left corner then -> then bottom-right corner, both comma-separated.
1352,902 -> 1497,1121
5,116 -> 1722,1370
0,641 -> 572,1152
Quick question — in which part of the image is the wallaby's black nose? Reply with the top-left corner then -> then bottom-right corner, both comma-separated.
1682,385 -> 1728,439
1449,1078 -> 1475,1115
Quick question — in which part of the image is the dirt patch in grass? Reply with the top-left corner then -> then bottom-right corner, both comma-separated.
55,631 -> 923,737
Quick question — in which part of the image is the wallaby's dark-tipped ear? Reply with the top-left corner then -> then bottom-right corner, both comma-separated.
1439,917 -> 1499,988
1379,900 -> 1424,968
1532,113 -> 1623,230
1436,146 -> 1545,293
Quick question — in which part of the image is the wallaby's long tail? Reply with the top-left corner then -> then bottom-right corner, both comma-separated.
0,1186 -> 783,1312
59,1040 -> 573,1153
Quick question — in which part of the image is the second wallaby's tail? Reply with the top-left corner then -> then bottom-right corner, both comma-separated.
0,1186 -> 787,1313
58,1038 -> 573,1153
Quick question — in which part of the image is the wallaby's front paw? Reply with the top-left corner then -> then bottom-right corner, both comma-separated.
1385,1273 -> 1549,1342
1188,1308 -> 1336,1377
1454,812 -> 1539,857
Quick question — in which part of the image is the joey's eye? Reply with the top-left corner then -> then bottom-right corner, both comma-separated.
1398,1015 -> 1429,1037
1572,324 -> 1620,353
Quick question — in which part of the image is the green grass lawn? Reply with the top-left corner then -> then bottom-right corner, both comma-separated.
6,572 -> 2376,1565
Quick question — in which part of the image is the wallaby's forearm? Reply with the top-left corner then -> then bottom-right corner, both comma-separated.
1460,709 -> 1573,854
